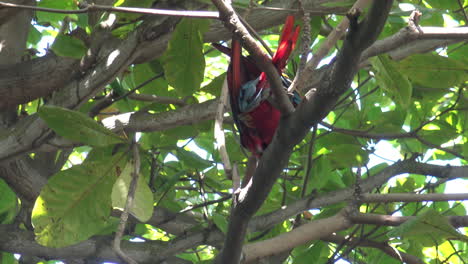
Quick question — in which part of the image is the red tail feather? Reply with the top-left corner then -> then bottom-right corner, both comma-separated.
272,15 -> 300,71
230,39 -> 242,100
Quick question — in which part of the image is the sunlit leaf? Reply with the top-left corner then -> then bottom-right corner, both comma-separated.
371,55 -> 413,108
387,208 -> 468,244
32,152 -> 128,247
399,54 -> 468,88
39,105 -> 126,147
112,161 -> 154,222
51,35 -> 86,59
212,213 -> 228,234
163,18 -> 209,97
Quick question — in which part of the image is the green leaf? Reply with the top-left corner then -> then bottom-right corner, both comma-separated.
320,0 -> 354,7
1,252 -> 16,264
176,148 -> 212,171
32,152 -> 128,247
309,157 -> 332,191
212,213 -> 228,234
51,35 -> 86,59
399,54 -> 468,88
328,144 -> 369,168
28,25 -> 42,46
293,242 -> 329,264
387,208 -> 468,243
112,161 -> 154,222
38,105 -> 125,147
115,0 -> 154,22
200,73 -> 226,97
37,0 -> 77,27
0,179 -> 17,224
426,0 -> 459,10
371,55 -> 413,108
154,171 -> 185,201
163,18 -> 208,97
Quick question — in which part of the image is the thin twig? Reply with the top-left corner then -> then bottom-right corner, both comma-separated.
214,78 -> 233,179
301,124 -> 317,198
179,195 -> 231,214
0,1 -> 219,19
113,138 -> 140,264
237,15 -> 274,57
294,0 -> 372,93
127,94 -> 187,106
89,73 -> 163,118
232,164 -> 241,198
289,3 -> 311,92
239,0 -> 274,56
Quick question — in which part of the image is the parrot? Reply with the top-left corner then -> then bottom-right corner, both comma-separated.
213,15 -> 301,157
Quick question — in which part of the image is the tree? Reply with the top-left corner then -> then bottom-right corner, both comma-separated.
0,0 -> 467,263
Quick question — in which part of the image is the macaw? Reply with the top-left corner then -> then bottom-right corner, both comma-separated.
213,15 -> 301,157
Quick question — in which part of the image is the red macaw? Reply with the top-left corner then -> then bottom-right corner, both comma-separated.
213,16 -> 301,157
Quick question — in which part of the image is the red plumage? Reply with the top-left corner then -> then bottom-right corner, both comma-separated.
213,15 -> 300,157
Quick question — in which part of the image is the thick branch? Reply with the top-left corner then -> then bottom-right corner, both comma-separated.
102,99 -> 218,133
362,192 -> 468,203
350,213 -> 468,228
362,24 -> 468,61
243,210 -> 352,262
0,225 -> 191,264
0,54 -> 79,109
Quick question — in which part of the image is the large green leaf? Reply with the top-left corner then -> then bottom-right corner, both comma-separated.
399,54 -> 468,88
176,148 -> 212,171
0,252 -> 16,264
114,0 -> 154,22
293,242 -> 329,264
0,179 -> 17,224
32,152 -> 128,247
51,35 -> 87,59
112,161 -> 154,222
39,105 -> 125,147
328,144 -> 369,169
37,0 -> 77,27
212,213 -> 228,234
27,25 -> 42,46
387,208 -> 468,244
371,55 -> 413,108
163,18 -> 209,97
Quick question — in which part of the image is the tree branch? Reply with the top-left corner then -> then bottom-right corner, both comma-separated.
362,10 -> 468,61
350,213 -> 468,228
243,209 -> 352,262
0,1 -> 220,19
214,78 -> 233,178
361,192 -> 468,203
0,225 -> 191,264
113,140 -> 140,264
